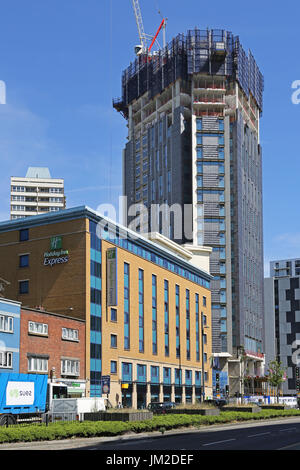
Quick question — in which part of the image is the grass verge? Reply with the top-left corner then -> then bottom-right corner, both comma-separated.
1,409 -> 300,444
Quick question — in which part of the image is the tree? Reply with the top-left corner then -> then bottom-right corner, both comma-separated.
266,360 -> 287,403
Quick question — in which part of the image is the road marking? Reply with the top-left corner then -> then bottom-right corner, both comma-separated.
202,438 -> 236,447
247,432 -> 271,438
279,427 -> 297,432
278,441 -> 300,450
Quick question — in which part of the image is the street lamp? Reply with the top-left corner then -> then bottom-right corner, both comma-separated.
201,311 -> 209,402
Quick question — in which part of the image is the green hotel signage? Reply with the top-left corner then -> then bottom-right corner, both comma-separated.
44,236 -> 69,267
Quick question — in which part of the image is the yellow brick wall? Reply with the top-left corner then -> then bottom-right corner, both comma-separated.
101,240 -> 212,404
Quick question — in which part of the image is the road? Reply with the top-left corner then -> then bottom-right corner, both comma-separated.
86,418 -> 300,451
2,417 -> 300,451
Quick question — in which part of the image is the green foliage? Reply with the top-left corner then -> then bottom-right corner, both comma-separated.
1,409 -> 300,444
267,360 -> 287,388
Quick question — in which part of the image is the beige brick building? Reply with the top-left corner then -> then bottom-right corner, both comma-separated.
0,206 -> 213,407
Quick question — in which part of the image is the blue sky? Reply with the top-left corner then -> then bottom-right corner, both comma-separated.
0,0 -> 299,276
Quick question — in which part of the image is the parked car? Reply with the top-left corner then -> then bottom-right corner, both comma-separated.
147,401 -> 176,413
204,398 -> 228,407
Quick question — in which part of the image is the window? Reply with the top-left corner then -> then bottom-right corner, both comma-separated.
90,315 -> 101,332
12,186 -> 25,192
90,343 -> 101,359
28,321 -> 48,336
152,275 -> 157,355
203,296 -> 207,307
124,263 -> 130,349
62,328 -> 79,341
138,269 -> 144,353
122,362 -> 132,381
19,229 -> 29,242
151,366 -> 159,378
49,187 -> 63,193
0,351 -> 13,368
28,356 -> 48,373
90,260 -> 101,278
111,334 -> 117,348
0,315 -> 13,333
111,308 -> 117,322
61,359 -> 79,376
164,280 -> 169,356
111,361 -> 117,374
91,288 -> 101,305
19,280 -> 29,294
19,254 -> 29,268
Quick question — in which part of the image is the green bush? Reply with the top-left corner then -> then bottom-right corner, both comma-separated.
1,409 -> 300,444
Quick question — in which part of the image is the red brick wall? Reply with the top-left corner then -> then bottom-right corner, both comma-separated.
20,308 -> 86,380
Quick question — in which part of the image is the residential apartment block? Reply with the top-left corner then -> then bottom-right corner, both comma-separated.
114,28 -> 264,395
0,206 -> 213,407
264,258 -> 300,395
11,167 -> 66,220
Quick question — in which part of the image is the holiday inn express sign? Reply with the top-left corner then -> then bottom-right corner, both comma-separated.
44,236 -> 69,267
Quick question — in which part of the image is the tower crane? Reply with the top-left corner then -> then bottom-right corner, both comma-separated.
131,0 -> 167,56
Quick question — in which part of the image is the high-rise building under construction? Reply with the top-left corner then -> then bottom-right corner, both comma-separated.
114,28 -> 264,395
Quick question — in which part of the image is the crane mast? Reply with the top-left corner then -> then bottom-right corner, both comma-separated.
131,0 -> 167,56
132,0 -> 147,54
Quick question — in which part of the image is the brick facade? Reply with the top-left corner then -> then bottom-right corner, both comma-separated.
19,307 -> 86,383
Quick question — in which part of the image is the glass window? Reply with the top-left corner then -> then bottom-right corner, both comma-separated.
111,334 -> 117,348
111,361 -> 117,374
28,356 -> 48,373
111,308 -> 117,322
28,321 -> 48,336
61,359 -> 79,376
196,134 -> 202,145
62,328 -> 79,341
19,254 -> 29,268
0,315 -> 13,333
19,280 -> 29,294
0,351 -> 13,368
19,229 -> 29,242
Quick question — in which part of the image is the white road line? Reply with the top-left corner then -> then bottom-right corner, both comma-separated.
202,438 -> 236,447
248,432 -> 271,438
279,427 -> 297,432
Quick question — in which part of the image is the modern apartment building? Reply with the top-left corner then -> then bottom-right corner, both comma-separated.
114,28 -> 265,394
10,167 -> 66,220
265,259 -> 300,395
0,206 -> 213,406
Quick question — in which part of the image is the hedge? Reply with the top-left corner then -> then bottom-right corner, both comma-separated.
1,409 -> 300,444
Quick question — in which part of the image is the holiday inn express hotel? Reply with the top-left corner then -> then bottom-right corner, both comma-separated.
0,206 -> 212,407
